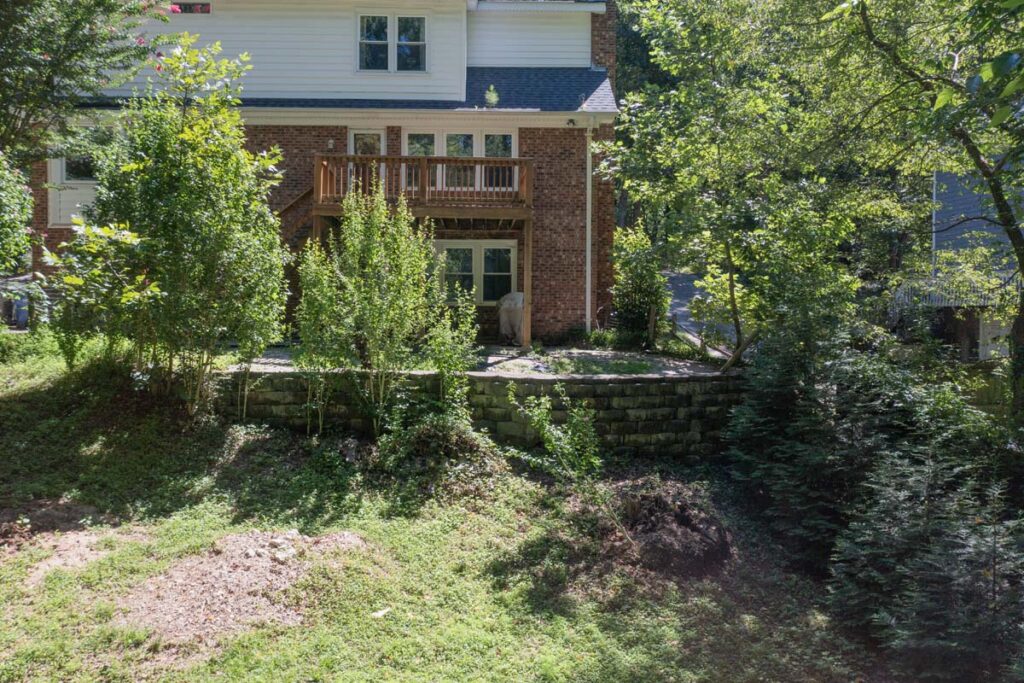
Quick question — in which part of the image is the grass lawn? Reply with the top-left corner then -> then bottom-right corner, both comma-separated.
0,333 -> 885,682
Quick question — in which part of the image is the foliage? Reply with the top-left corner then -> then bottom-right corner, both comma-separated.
610,226 -> 669,348
605,0 -> 892,357
508,383 -> 602,484
48,37 -> 288,413
831,466 -> 1024,681
0,0 -> 167,160
295,187 -> 478,437
0,151 -> 31,275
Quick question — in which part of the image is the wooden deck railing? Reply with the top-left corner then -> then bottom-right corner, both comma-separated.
314,154 -> 534,213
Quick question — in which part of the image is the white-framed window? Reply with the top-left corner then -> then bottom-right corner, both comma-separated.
349,129 -> 387,155
62,156 -> 97,184
396,17 -> 426,72
358,14 -> 427,73
435,239 -> 517,305
403,130 -> 517,191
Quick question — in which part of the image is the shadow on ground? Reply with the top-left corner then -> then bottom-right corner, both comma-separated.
0,359 -> 361,531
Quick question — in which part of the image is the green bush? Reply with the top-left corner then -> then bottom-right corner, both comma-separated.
610,226 -> 669,348
508,383 -> 601,484
0,151 -> 31,276
295,186 -> 478,437
728,326 -> 1024,679
48,37 -> 288,413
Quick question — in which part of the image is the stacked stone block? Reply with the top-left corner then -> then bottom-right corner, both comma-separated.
218,370 -> 744,458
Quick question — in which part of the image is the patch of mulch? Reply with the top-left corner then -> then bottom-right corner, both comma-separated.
606,477 -> 733,580
0,499 -> 118,556
115,530 -> 366,648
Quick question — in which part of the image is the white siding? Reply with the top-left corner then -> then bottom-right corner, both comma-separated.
467,12 -> 591,68
107,0 -> 467,101
47,160 -> 96,226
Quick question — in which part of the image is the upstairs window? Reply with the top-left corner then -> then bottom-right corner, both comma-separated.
359,16 -> 389,71
397,17 -> 426,72
358,15 -> 427,72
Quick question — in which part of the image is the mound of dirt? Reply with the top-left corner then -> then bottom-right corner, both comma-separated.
116,529 -> 365,647
615,478 -> 732,578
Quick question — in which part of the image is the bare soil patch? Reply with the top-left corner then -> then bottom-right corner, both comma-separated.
1,499 -> 118,556
24,528 -> 147,587
116,530 -> 366,649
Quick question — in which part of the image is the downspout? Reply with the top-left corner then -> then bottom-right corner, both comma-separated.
586,116 -> 595,333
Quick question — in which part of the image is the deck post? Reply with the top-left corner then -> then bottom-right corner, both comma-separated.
522,217 -> 533,348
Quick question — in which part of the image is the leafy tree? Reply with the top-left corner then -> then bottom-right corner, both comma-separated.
605,0 -> 891,359
50,37 -> 288,412
0,0 -> 168,160
778,0 -> 1024,416
610,226 -> 669,347
295,188 -> 478,437
0,151 -> 32,274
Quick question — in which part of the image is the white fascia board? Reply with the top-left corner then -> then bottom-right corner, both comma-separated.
240,108 -> 616,127
474,1 -> 606,13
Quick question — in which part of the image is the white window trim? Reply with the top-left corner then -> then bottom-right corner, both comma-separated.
435,239 -> 518,306
348,129 -> 388,155
56,157 -> 98,186
356,13 -> 430,74
403,129 -> 517,158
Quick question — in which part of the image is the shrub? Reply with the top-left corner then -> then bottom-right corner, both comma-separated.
610,226 -> 669,348
728,325 -> 1024,679
0,151 -> 31,276
48,37 -> 288,413
295,186 -> 478,437
830,462 -> 1024,682
508,383 -> 601,484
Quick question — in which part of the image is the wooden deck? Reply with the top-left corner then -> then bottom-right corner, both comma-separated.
312,154 -> 534,220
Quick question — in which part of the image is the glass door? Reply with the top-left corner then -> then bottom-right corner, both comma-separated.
349,130 -> 386,193
444,133 -> 475,192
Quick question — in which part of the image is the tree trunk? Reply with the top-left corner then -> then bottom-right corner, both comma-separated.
1012,296 -> 1024,421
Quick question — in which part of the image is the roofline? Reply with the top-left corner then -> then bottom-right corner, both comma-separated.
240,108 -> 616,127
71,106 -> 616,128
473,1 -> 606,13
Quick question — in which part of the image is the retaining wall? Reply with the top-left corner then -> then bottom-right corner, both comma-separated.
216,370 -> 745,458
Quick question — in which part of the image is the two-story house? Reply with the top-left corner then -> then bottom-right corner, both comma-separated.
29,0 -> 620,345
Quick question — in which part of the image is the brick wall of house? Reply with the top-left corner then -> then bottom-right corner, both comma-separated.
244,124 -> 348,214
28,161 -> 72,277
591,0 -> 618,88
519,126 -> 615,340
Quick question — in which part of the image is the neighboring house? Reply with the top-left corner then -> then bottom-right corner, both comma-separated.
29,0 -> 620,345
893,171 -> 1016,361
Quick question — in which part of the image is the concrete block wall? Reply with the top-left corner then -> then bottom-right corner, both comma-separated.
218,370 -> 744,458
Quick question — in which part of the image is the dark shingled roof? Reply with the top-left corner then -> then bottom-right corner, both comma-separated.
238,67 -> 617,113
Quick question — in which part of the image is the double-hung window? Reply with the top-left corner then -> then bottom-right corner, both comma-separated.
359,16 -> 389,71
437,240 -> 517,305
359,15 -> 426,72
